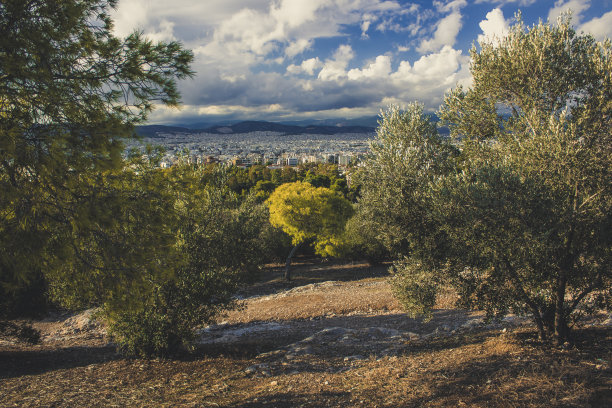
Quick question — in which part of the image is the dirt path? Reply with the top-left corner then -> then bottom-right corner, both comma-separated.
196,277 -> 530,376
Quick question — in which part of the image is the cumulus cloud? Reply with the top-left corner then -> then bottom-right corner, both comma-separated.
145,20 -> 176,42
347,56 -> 392,80
112,0 -> 149,37
394,46 -> 466,83
270,0 -> 325,29
548,0 -> 591,24
213,8 -> 279,56
111,0 -> 271,42
579,10 -> 612,40
318,45 -> 355,81
417,11 -> 463,53
301,58 -> 324,75
478,8 -> 510,45
113,0 -> 403,58
434,0 -> 467,13
287,57 -> 324,75
474,0 -> 537,6
112,0 -> 473,123
285,39 -> 313,57
361,19 -> 372,38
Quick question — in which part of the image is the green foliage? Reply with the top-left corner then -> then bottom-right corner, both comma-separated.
252,180 -> 277,200
280,167 -> 298,184
267,181 -> 353,257
388,16 -> 611,343
330,177 -> 349,197
389,258 -> 438,320
0,0 -> 193,320
440,16 -> 611,342
107,165 -> 280,357
219,162 -> 352,201
354,103 -> 457,258
303,172 -> 331,188
300,164 -> 351,198
248,165 -> 271,185
44,152 -> 181,314
226,166 -> 252,195
339,211 -> 391,264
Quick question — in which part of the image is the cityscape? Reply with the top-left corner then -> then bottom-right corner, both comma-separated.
127,128 -> 375,169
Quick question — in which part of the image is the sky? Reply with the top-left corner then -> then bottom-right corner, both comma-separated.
110,0 -> 612,125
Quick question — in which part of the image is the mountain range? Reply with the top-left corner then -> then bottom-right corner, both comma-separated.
136,120 -> 377,138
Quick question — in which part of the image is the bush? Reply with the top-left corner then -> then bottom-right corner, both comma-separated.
339,213 -> 391,265
109,266 -> 240,358
107,166 -> 278,357
389,258 -> 438,320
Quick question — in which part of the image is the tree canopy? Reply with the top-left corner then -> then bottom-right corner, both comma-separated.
436,16 -> 611,342
355,103 -> 457,258
366,16 -> 611,343
0,0 -> 196,349
267,181 -> 353,279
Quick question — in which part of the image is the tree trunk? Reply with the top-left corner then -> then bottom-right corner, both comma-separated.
285,243 -> 301,281
504,258 -> 548,341
532,311 -> 547,341
554,275 -> 568,344
553,181 -> 578,344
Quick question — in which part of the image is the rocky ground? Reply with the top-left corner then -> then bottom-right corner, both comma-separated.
1,259 -> 610,407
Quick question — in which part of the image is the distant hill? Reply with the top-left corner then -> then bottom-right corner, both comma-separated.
135,125 -> 193,138
279,116 -> 381,128
136,120 -> 376,138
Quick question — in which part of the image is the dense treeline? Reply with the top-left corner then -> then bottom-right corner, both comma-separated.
206,162 -> 357,201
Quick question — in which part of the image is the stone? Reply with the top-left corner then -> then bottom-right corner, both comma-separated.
317,327 -> 349,337
344,355 -> 366,361
290,345 -> 314,356
461,318 -> 484,329
366,327 -> 400,337
245,363 -> 268,374
402,332 -> 420,340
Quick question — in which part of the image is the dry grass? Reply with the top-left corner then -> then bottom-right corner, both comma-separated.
226,280 -> 402,323
1,328 -> 609,407
1,258 -> 610,407
225,259 -> 456,324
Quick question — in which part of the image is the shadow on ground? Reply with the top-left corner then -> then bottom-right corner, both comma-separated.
238,256 -> 390,298
0,345 -> 119,379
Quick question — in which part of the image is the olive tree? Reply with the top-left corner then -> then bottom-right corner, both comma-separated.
388,16 -> 611,344
355,103 -> 457,260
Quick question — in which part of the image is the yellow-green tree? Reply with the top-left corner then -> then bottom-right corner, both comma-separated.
267,182 -> 353,280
